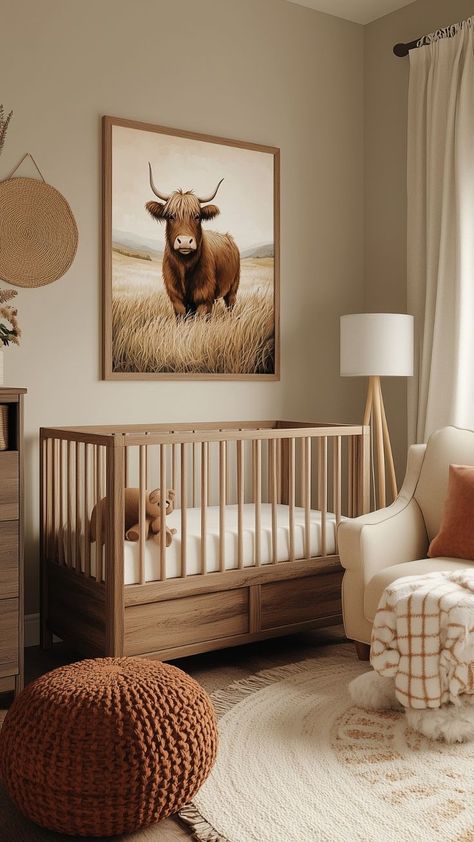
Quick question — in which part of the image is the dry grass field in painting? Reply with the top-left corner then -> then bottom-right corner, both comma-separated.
112,252 -> 275,375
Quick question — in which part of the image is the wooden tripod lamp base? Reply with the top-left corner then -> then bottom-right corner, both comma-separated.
363,376 -> 397,509
340,313 -> 414,512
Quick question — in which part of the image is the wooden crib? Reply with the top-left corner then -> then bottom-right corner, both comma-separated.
40,420 -> 369,661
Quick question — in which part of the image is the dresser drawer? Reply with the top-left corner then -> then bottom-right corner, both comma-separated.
0,451 -> 18,521
0,598 -> 18,677
0,521 -> 18,598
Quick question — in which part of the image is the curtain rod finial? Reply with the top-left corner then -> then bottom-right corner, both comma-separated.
393,42 -> 409,57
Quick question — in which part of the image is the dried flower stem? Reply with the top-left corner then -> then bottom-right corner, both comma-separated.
0,105 -> 13,155
0,289 -> 17,305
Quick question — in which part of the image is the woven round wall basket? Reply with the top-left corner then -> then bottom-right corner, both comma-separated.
0,170 -> 78,287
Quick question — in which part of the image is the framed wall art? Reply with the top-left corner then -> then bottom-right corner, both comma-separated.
102,116 -> 279,380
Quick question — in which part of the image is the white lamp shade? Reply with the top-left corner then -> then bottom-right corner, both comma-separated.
340,313 -> 414,377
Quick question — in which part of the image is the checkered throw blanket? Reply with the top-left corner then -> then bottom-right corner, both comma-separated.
370,570 -> 474,709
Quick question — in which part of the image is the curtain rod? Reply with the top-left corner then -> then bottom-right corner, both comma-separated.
394,17 -> 473,57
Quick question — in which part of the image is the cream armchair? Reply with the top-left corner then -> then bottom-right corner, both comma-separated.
339,426 -> 474,659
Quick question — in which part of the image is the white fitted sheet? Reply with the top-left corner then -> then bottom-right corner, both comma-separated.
122,504 -> 341,584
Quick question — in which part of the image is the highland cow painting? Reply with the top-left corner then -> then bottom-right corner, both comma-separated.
102,116 -> 279,379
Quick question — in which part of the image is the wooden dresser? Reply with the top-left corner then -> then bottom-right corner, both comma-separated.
0,388 -> 25,697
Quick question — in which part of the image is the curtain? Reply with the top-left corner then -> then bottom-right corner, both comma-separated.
407,17 -> 474,443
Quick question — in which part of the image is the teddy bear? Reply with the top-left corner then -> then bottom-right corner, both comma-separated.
91,487 -> 176,548
124,487 -> 176,546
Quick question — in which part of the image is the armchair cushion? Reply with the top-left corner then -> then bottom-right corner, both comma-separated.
428,464 -> 474,561
364,557 -> 474,622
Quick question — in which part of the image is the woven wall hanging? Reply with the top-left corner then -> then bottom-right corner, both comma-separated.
0,153 -> 78,287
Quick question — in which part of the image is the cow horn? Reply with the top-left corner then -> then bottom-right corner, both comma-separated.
198,178 -> 224,204
148,163 -> 170,202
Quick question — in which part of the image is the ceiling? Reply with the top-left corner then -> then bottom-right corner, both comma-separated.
286,0 -> 417,25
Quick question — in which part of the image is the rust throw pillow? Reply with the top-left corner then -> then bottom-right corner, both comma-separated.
428,464 -> 474,561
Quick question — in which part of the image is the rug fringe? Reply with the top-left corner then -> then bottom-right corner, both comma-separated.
210,661 -> 313,716
209,653 -> 354,718
179,804 -> 230,842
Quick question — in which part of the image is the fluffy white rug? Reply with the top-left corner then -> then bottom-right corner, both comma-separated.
180,652 -> 474,842
350,670 -> 474,743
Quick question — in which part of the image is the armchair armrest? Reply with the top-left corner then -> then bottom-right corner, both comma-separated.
338,443 -> 429,583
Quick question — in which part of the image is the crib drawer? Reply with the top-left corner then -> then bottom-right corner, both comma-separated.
124,588 -> 249,656
260,570 -> 343,630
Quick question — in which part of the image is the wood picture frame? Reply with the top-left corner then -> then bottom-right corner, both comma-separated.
102,116 -> 280,380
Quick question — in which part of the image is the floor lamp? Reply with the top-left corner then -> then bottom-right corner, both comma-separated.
340,313 -> 414,510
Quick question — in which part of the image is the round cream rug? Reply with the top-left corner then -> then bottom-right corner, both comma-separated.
180,653 -> 474,842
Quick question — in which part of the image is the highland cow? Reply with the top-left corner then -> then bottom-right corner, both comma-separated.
146,164 -> 240,317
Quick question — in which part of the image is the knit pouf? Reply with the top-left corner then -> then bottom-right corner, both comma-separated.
0,657 -> 218,837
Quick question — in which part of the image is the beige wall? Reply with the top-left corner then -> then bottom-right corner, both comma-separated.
1,0 -> 365,613
364,0 -> 474,480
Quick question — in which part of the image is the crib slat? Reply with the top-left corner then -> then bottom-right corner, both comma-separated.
91,444 -> 96,575
254,438 -> 261,566
75,442 -> 81,573
277,438 -> 282,504
304,437 -> 311,559
224,431 -> 230,504
64,441 -> 69,566
219,440 -> 226,572
300,436 -> 305,508
237,439 -> 244,569
145,439 -> 149,489
43,438 -> 48,560
59,440 -> 65,565
172,442 -> 177,492
288,438 -> 295,561
40,439 -> 49,558
43,438 -> 49,562
201,441 -> 208,574
252,440 -> 257,504
270,438 -> 277,563
333,436 -> 342,552
50,439 -> 56,561
101,445 -> 107,573
125,445 -> 129,487
347,437 -> 354,517
84,443 -> 91,577
50,438 -> 56,562
353,435 -> 360,514
67,441 -> 73,568
40,436 -> 45,558
192,439 -> 196,507
95,446 -> 102,582
207,442 -> 211,506
359,429 -> 371,515
160,443 -> 166,581
267,440 -> 271,503
181,443 -> 187,577
139,445 -> 146,585
319,437 -> 328,557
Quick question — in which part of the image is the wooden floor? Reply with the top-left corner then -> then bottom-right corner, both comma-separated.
1,626 -> 348,841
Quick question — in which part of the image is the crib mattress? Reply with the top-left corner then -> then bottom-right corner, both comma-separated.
122,504 -> 342,584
